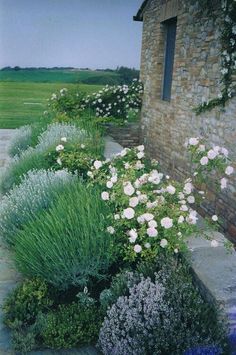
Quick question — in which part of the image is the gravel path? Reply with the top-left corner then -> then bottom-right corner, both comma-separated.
0,129 -> 21,354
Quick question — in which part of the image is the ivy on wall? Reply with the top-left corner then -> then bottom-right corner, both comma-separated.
194,0 -> 236,115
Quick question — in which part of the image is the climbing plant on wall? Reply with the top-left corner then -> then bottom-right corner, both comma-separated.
193,0 -> 236,115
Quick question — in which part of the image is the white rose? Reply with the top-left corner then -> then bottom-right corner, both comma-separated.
120,148 -> 128,157
189,137 -> 199,146
61,137 -> 67,142
137,145 -> 145,151
123,182 -> 135,196
147,227 -> 158,237
137,151 -> 145,159
148,220 -> 157,228
180,205 -> 188,212
111,175 -> 118,183
94,160 -> 102,169
161,217 -> 173,229
187,196 -> 195,204
56,144 -> 64,152
128,229 -> 138,243
221,147 -> 228,157
178,216 -> 185,223
220,177 -> 227,189
114,214 -> 120,220
107,226 -> 115,234
123,208 -> 135,220
160,239 -> 168,248
134,244 -> 142,253
225,166 -> 234,176
144,242 -> 151,249
143,213 -> 154,221
129,197 -> 139,208
198,144 -> 205,152
166,185 -> 176,195
207,149 -> 217,160
183,182 -> 193,195
106,181 -> 113,189
101,191 -> 109,201
200,156 -> 208,166
212,215 -> 218,222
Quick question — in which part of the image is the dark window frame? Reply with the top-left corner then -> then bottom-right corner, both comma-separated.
162,17 -> 177,102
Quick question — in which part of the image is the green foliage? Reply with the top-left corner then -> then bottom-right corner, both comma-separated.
49,88 -> 85,118
3,278 -> 53,329
81,74 -> 121,86
14,182 -> 117,289
40,302 -> 102,349
116,66 -> 140,84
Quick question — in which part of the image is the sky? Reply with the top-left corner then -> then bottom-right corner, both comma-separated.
0,0 -> 143,69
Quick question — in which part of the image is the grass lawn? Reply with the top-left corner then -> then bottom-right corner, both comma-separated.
0,69 -> 119,83
0,82 -> 102,128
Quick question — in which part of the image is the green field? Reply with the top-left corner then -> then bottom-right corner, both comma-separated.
0,81 -> 102,128
0,69 -> 119,83
0,68 -> 121,128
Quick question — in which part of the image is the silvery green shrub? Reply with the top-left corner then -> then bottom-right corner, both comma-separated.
99,264 -> 228,355
8,125 -> 32,157
0,123 -> 86,194
35,123 -> 86,153
0,148 -> 48,194
0,169 -> 76,244
99,276 -> 168,355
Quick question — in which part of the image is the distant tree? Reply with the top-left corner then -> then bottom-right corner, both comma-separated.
13,66 -> 21,71
1,66 -> 12,71
116,66 -> 140,84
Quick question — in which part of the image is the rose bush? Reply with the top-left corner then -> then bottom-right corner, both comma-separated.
86,139 -> 234,262
81,79 -> 143,120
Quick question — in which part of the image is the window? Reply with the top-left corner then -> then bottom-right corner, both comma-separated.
162,17 -> 177,101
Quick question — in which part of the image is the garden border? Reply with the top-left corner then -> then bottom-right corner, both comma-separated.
105,136 -> 236,352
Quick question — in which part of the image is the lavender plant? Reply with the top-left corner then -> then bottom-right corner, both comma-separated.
0,169 -> 76,245
8,125 -> 32,157
35,123 -> 87,153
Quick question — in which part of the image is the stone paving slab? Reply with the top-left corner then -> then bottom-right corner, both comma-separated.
104,135 -> 123,159
0,129 -> 20,354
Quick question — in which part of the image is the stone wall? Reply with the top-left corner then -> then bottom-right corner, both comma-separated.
103,122 -> 140,148
139,0 -> 236,241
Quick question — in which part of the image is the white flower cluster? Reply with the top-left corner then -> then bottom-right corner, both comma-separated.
81,79 -> 143,119
87,145 -> 213,258
186,137 -> 234,190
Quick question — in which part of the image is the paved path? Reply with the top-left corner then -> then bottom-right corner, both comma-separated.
0,129 -> 21,354
104,135 -> 123,159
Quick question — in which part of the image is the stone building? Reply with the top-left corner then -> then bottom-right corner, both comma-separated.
134,0 -> 236,241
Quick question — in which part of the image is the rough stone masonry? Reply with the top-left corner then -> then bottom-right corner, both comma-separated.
134,0 -> 236,241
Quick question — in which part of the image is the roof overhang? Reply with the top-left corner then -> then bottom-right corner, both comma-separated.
133,0 -> 150,21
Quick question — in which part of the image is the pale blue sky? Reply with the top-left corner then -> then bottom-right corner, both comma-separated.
0,0 -> 143,69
